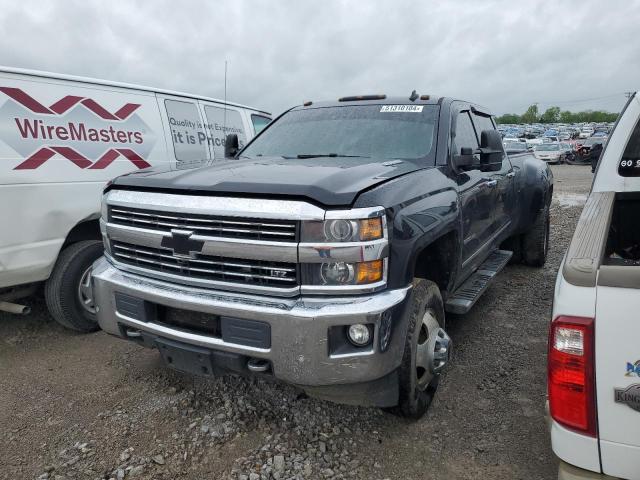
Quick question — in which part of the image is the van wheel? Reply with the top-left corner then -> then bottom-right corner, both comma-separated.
45,241 -> 104,332
386,279 -> 451,419
522,206 -> 550,267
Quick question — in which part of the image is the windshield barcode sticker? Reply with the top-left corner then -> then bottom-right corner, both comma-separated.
380,105 -> 423,113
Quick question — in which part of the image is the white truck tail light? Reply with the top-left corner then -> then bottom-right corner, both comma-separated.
548,316 -> 597,437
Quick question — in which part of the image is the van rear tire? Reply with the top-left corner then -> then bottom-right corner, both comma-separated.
45,241 -> 103,332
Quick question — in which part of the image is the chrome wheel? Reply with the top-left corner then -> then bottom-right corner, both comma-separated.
77,266 -> 96,314
415,310 -> 451,391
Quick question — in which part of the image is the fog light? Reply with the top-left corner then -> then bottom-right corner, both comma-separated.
347,324 -> 371,346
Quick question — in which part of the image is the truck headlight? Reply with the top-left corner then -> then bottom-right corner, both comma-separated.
302,259 -> 384,286
299,207 -> 387,293
302,217 -> 383,242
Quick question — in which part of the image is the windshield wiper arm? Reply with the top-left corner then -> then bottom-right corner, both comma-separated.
296,153 -> 368,159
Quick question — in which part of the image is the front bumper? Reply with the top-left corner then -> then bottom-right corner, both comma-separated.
92,257 -> 411,402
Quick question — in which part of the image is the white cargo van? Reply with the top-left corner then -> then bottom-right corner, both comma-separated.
549,92 -> 640,479
0,66 -> 271,331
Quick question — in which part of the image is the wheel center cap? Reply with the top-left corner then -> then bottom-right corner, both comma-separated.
429,328 -> 452,374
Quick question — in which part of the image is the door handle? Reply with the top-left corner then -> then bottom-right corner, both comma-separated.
506,171 -> 516,178
486,180 -> 498,188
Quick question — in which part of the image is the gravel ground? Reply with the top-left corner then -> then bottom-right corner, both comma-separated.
0,164 -> 592,480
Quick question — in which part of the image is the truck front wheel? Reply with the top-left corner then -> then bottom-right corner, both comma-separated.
45,240 -> 104,332
388,279 -> 451,419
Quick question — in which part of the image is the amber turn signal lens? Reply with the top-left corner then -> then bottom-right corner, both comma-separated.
356,260 -> 383,284
358,218 -> 383,241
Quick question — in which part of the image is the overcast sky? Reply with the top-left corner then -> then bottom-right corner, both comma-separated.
1,0 -> 638,116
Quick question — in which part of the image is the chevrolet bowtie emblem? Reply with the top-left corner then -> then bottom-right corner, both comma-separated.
161,229 -> 204,258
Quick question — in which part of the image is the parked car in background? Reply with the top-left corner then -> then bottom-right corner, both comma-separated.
559,132 -> 572,141
549,91 -> 640,480
0,66 -> 271,330
504,140 -> 529,154
577,136 -> 606,156
534,143 -> 563,164
503,136 -> 525,144
579,126 -> 595,138
559,142 -> 576,162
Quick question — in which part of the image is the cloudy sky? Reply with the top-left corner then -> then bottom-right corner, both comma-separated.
1,0 -> 638,116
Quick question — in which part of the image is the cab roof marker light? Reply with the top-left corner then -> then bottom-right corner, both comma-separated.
420,95 -> 430,100
338,95 -> 387,102
303,101 -> 313,106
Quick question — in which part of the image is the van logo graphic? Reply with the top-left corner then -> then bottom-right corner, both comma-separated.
160,230 -> 204,259
626,360 -> 640,377
0,87 -> 155,170
614,384 -> 640,412
0,87 -> 141,120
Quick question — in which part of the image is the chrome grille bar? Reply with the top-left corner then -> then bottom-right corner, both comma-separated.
111,209 -> 295,228
111,241 -> 298,287
109,206 -> 297,242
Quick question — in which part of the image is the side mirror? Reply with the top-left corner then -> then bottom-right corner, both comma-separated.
224,133 -> 239,158
479,130 -> 504,171
453,147 -> 478,171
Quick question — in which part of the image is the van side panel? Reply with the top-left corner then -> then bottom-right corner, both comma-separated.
0,72 -> 169,287
199,101 -> 252,160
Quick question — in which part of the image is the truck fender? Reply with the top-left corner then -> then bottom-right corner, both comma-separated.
517,158 -> 554,232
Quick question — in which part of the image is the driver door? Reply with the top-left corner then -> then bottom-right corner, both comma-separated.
472,111 -> 515,239
452,110 -> 495,277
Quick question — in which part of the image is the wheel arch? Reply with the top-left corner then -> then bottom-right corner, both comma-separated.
410,230 -> 459,303
62,217 -> 102,249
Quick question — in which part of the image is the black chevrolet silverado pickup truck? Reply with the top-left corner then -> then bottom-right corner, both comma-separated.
92,94 -> 553,418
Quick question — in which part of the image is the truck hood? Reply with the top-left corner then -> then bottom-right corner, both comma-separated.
110,156 -> 425,207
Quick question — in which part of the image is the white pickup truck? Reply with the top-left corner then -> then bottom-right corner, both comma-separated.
549,92 -> 640,480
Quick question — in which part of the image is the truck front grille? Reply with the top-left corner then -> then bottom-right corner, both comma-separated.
111,241 -> 298,288
109,206 -> 297,242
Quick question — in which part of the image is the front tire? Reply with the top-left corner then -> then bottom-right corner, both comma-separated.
387,279 -> 451,419
522,206 -> 550,267
45,240 -> 104,332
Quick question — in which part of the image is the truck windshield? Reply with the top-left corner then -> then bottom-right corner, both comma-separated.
240,104 -> 438,161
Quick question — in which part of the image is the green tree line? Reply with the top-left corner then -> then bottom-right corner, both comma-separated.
495,104 -> 619,124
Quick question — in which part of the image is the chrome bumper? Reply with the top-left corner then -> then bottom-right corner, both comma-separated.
92,256 -> 410,387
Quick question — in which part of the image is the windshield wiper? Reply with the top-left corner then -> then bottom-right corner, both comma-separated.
296,153 -> 368,159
